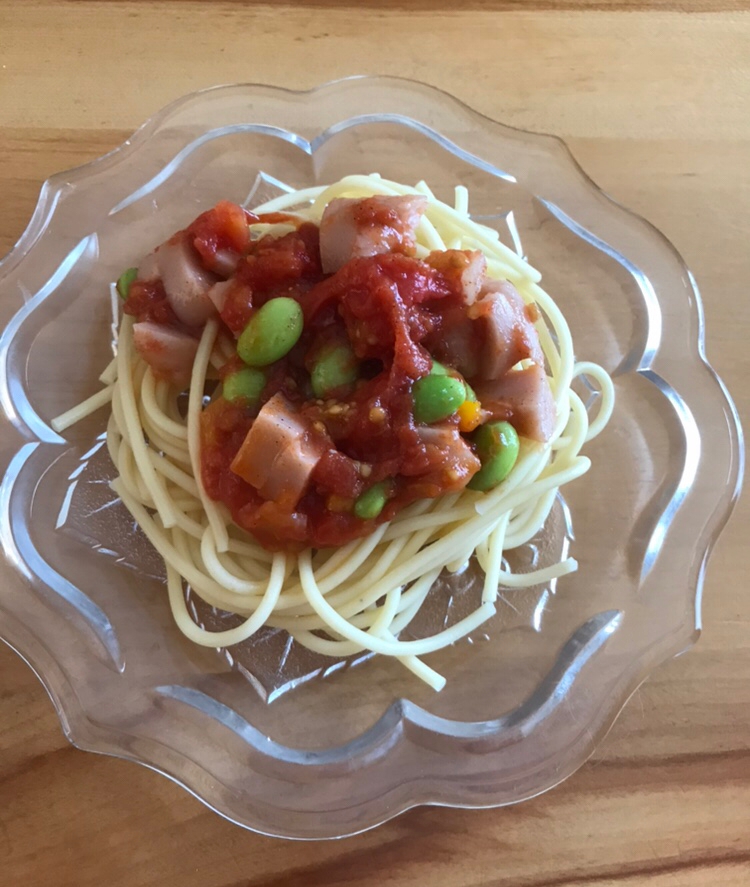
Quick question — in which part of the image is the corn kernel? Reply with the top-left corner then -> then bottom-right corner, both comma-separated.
458,400 -> 483,433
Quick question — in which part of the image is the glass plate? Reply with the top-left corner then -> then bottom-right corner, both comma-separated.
0,77 -> 742,839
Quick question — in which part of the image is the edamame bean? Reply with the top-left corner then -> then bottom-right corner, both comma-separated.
116,267 -> 138,300
311,342 -> 358,398
223,367 -> 266,405
354,481 -> 389,520
430,358 -> 476,402
467,421 -> 520,491
412,374 -> 466,424
237,297 -> 303,367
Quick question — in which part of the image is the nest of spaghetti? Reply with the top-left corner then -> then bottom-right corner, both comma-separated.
56,175 -> 613,691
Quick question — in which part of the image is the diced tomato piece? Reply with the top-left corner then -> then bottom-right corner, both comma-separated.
123,278 -> 179,326
188,200 -> 251,274
311,449 -> 365,499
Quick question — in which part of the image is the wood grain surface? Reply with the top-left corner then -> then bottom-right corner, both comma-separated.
1,2 -> 748,885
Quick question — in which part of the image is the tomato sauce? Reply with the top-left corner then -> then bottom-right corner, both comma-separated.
199,239 -> 480,549
188,200 -> 252,273
132,198 -> 532,551
123,278 -> 180,327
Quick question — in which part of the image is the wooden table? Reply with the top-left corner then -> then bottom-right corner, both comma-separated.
1,2 -> 748,884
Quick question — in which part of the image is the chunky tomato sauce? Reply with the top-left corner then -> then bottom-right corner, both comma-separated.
124,198 -> 553,551
123,279 -> 179,327
200,236 -> 478,549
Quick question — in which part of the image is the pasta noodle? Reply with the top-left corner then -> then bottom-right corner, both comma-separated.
53,175 -> 615,692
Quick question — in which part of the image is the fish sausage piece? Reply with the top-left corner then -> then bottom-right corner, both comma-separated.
132,321 -> 199,387
319,194 -> 428,274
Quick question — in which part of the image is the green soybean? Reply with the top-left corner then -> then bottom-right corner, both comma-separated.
223,368 -> 266,405
237,297 -> 303,367
413,374 -> 466,424
116,267 -> 138,300
354,482 -> 389,520
467,421 -> 520,491
311,342 -> 359,398
430,358 -> 475,402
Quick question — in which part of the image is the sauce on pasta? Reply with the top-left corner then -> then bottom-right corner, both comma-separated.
121,194 -> 556,550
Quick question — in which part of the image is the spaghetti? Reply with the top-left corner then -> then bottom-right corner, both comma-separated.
53,175 -> 614,691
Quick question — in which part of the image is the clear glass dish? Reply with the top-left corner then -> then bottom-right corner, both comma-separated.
0,77 -> 742,839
